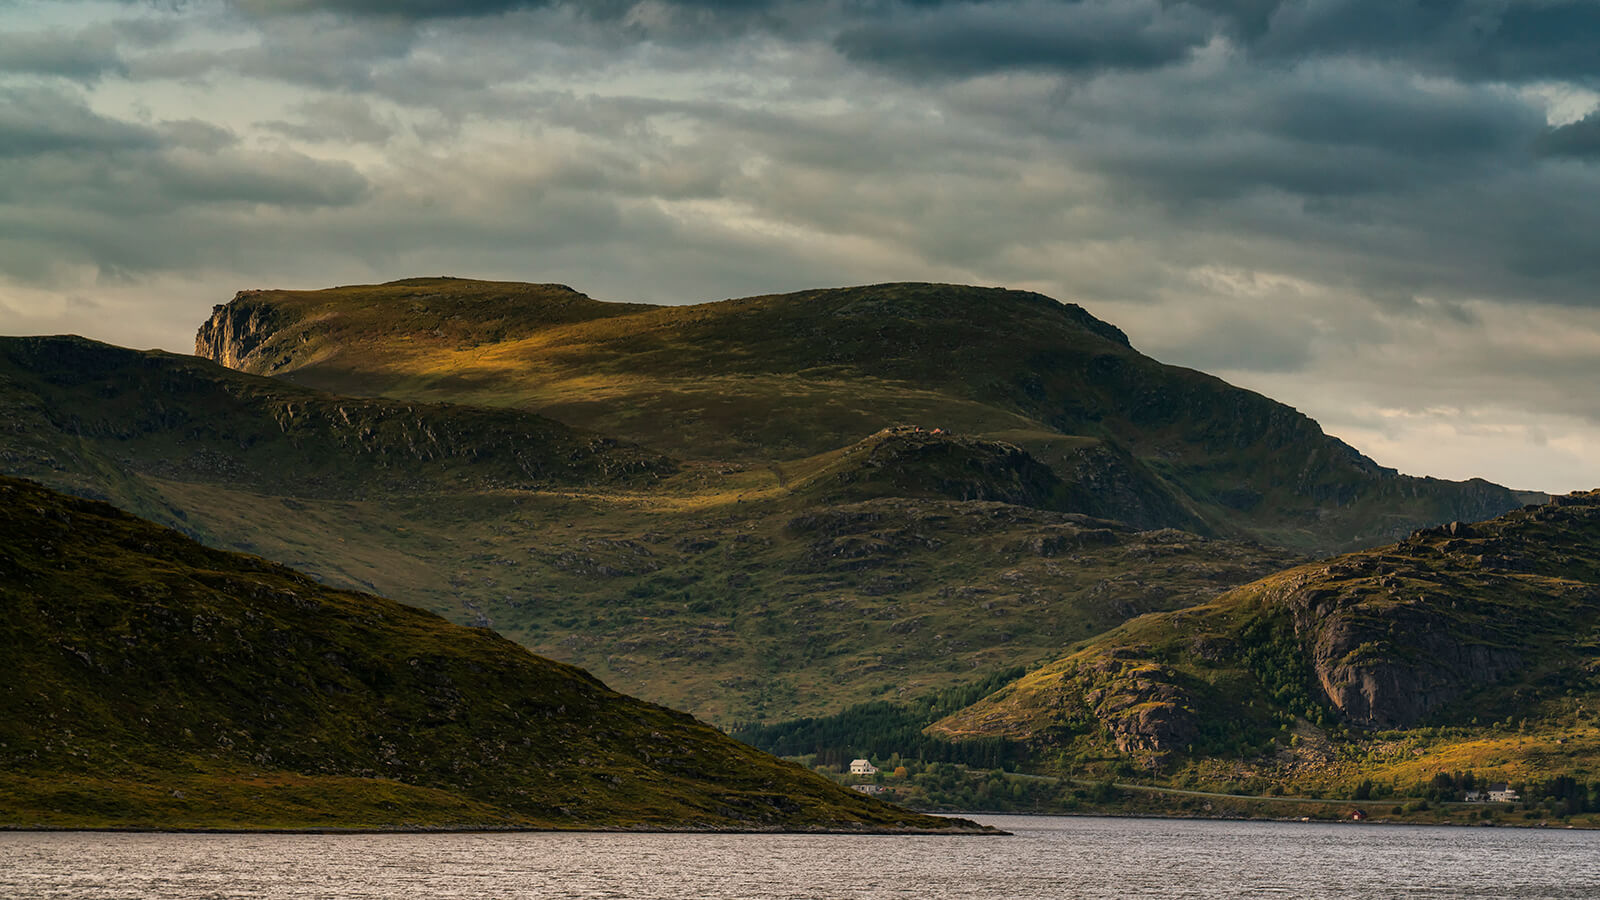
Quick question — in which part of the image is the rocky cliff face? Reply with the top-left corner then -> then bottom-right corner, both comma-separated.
1274,497 -> 1600,728
934,491 -> 1600,757
1270,565 -> 1532,728
195,292 -> 293,371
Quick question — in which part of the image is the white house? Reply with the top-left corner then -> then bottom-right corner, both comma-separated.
1487,783 -> 1521,803
849,758 -> 878,775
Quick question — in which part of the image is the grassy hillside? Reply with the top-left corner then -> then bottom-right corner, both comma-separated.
0,337 -> 1301,724
197,278 -> 1527,554
789,426 -> 1208,533
0,475 -> 979,833
930,492 -> 1600,802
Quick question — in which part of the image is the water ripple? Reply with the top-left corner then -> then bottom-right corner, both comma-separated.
4,815 -> 1598,899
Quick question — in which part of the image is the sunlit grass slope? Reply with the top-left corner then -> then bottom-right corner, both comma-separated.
198,277 -> 1524,554
932,492 -> 1600,798
0,475 -> 978,833
0,336 -> 670,525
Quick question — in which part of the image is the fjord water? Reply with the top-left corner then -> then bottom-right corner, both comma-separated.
5,815 -> 1598,899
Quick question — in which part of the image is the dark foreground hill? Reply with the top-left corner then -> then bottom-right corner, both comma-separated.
0,476 -> 977,832
931,492 -> 1600,799
197,278 -> 1527,553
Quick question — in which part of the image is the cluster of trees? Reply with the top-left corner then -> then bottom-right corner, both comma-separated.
1522,775 -> 1600,815
1423,770 -> 1480,799
1421,771 -> 1600,814
730,667 -> 1026,770
1238,616 -> 1324,726
903,763 -> 1086,812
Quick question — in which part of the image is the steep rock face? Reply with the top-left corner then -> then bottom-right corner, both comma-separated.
195,292 -> 292,370
1288,581 -> 1529,728
1265,498 -> 1600,728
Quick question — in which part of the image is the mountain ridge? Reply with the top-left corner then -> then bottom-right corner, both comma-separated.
195,277 -> 1528,554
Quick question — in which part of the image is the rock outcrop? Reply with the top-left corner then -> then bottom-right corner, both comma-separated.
0,335 -> 676,499
934,490 -> 1600,758
195,292 -> 292,370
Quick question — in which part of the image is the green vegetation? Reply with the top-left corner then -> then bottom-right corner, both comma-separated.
0,475 -> 980,833
795,755 -> 1600,825
732,668 -> 1027,769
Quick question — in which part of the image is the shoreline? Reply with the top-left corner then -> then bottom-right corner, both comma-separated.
918,806 -> 1595,831
0,822 -> 1006,837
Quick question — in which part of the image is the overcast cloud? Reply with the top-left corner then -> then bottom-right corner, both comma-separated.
1,0 -> 1598,492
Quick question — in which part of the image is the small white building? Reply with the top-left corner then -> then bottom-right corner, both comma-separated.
849,758 -> 878,775
852,784 -> 886,795
1487,783 -> 1520,803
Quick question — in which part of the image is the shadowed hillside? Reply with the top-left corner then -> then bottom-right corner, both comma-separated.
0,475 -> 978,833
197,278 -> 1526,553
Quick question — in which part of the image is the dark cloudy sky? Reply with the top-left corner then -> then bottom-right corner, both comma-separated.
2,1 -> 1598,492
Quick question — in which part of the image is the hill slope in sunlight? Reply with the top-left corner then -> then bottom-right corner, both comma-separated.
931,491 -> 1600,799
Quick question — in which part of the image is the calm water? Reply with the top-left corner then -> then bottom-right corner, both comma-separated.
4,815 -> 1598,899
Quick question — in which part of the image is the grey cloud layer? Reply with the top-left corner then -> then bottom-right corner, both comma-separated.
836,0 -> 1216,76
0,84 -> 368,281
1541,112 -> 1600,158
1,0 -> 1598,489
222,0 -> 1600,86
